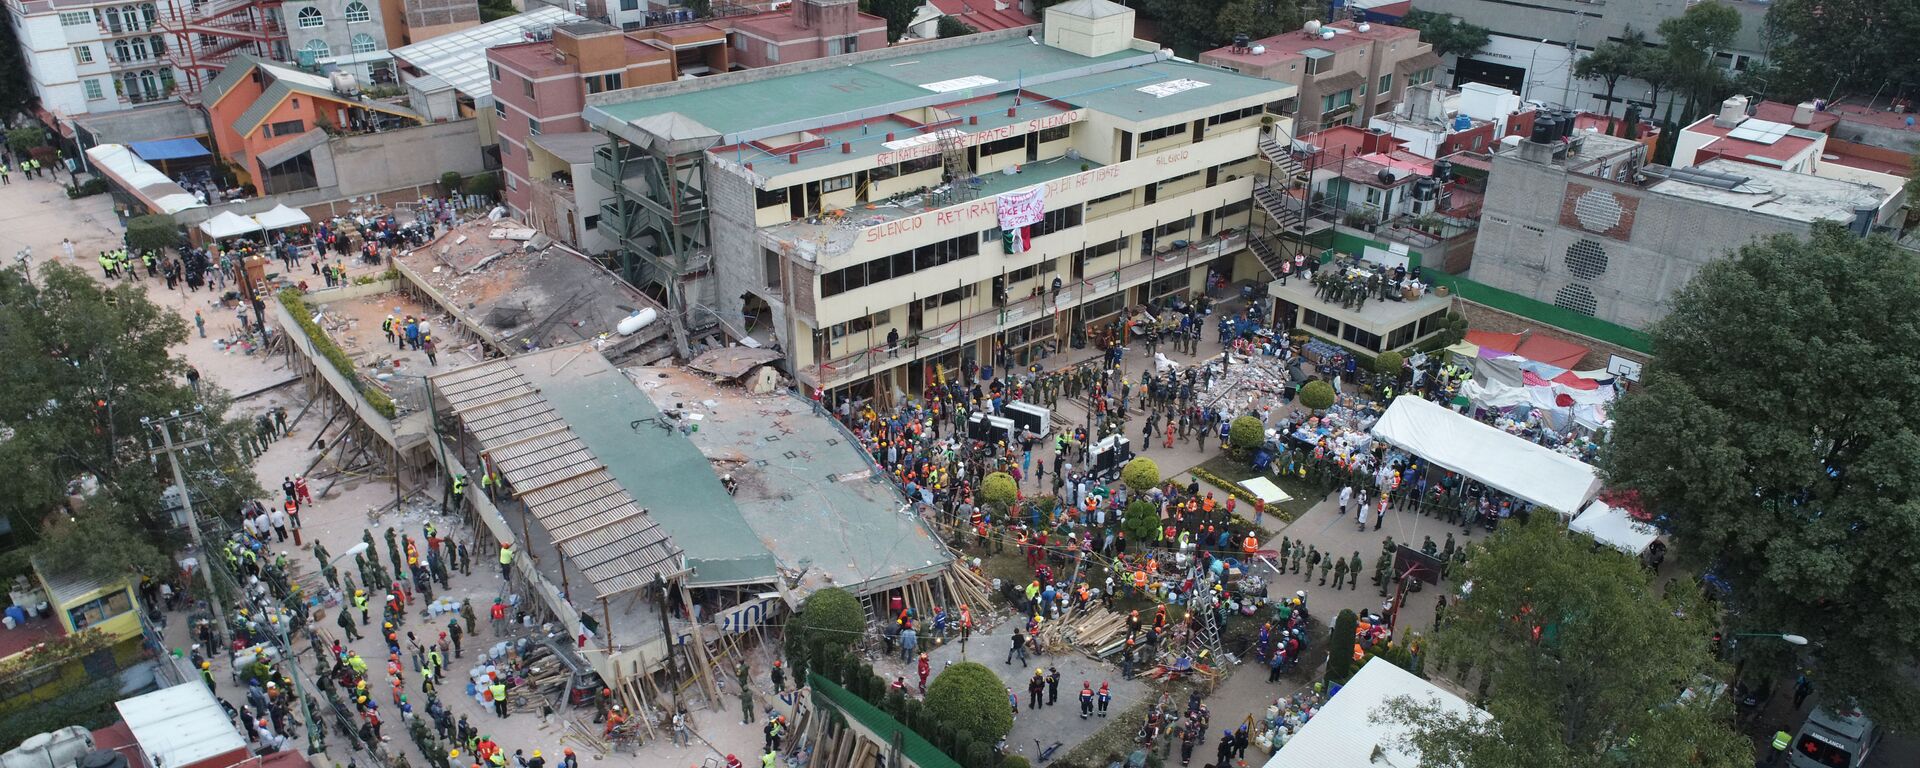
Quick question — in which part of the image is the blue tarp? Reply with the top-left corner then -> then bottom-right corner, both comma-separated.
127,138 -> 209,162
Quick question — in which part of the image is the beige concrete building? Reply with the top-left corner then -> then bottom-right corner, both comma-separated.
1200,19 -> 1438,133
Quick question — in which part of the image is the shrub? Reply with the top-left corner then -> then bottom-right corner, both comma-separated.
1298,380 -> 1336,411
785,587 -> 865,680
924,662 -> 1014,749
1374,351 -> 1405,378
440,171 -> 464,197
1326,609 -> 1359,684
981,472 -> 1018,510
1003,757 -> 1031,768
1228,415 -> 1265,450
6,125 -> 45,156
1120,457 -> 1159,492
124,213 -> 179,252
462,173 -> 500,200
66,177 -> 109,199
1121,499 -> 1160,543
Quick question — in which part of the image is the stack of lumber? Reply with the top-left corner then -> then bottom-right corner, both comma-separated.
1037,608 -> 1130,659
947,562 -> 994,611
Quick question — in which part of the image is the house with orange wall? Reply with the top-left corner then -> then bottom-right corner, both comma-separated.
200,55 -> 421,193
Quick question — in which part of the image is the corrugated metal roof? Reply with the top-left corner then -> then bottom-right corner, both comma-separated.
435,345 -> 777,588
392,7 -> 584,101
435,353 -> 686,595
33,558 -> 124,606
115,683 -> 248,768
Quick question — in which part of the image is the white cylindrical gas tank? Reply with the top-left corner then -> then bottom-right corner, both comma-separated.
329,71 -> 358,94
617,308 -> 658,336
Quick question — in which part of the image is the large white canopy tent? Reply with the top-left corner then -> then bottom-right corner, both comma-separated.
1262,657 -> 1488,768
198,210 -> 263,240
1570,500 -> 1659,555
1370,395 -> 1601,514
251,203 -> 311,231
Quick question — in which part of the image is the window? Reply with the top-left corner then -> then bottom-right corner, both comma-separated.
1205,105 -> 1260,126
527,118 -> 541,136
1341,323 -> 1382,351
979,135 -> 1023,156
74,46 -> 93,64
1139,123 -> 1187,143
762,248 -> 782,289
1031,204 -> 1082,238
140,2 -> 155,27
490,63 -> 500,81
1385,322 -> 1416,350
345,1 -> 370,22
1303,52 -> 1329,75
829,309 -> 891,340
83,79 -> 104,100
60,11 -> 93,25
114,40 -> 131,62
494,101 -> 506,119
1301,309 -> 1339,335
1036,125 -> 1070,144
766,42 -> 779,63
1408,67 -> 1435,86
1321,88 -> 1353,113
733,34 -> 746,54
1378,73 -> 1392,94
267,120 -> 305,137
755,185 -> 788,209
67,589 -> 133,631
303,39 -> 330,58
149,35 -> 165,55
820,174 -> 853,193
499,141 -> 510,157
351,34 -> 377,54
1416,310 -> 1447,337
129,35 -> 149,59
620,0 -> 639,9
584,214 -> 600,231
585,72 -> 624,94
522,77 -> 534,99
297,7 -> 323,28
819,234 -> 980,297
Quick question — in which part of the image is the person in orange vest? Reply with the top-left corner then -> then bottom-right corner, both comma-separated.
1242,533 -> 1259,557
1132,569 -> 1148,597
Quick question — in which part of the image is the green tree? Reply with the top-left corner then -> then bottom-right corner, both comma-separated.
477,0 -> 516,23
1137,0 -> 1304,59
7,125 -> 46,156
924,662 -> 1014,749
1400,9 -> 1491,60
784,587 -> 867,682
0,264 -> 260,579
462,173 -> 499,201
981,472 -> 1018,510
1573,29 -> 1645,116
1379,516 -> 1750,768
935,17 -> 976,38
1605,222 -> 1920,727
1228,415 -> 1264,451
1373,351 -> 1405,378
1121,499 -> 1160,544
1325,609 -> 1358,683
1120,457 -> 1159,493
1297,380 -> 1335,411
0,17 -> 36,116
862,0 -> 921,41
1653,1 -> 1741,121
1762,0 -> 1920,104
124,214 -> 179,253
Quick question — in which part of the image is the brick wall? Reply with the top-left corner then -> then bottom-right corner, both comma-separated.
1455,297 -> 1648,371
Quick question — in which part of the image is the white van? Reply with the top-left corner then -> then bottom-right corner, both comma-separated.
1788,707 -> 1883,768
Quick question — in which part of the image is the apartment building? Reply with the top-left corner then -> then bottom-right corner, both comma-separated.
283,0 -> 392,83
8,0 -> 182,127
490,0 -> 889,253
1199,19 -> 1438,133
582,0 -> 1296,400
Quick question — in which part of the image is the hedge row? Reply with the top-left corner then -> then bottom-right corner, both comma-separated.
280,288 -> 398,418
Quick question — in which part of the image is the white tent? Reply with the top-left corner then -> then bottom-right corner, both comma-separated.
198,210 -> 263,240
1370,395 -> 1600,514
251,203 -> 311,231
1262,658 -> 1487,768
1570,500 -> 1659,555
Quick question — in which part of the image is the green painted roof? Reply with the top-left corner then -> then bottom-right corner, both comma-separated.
590,36 -> 1287,141
529,358 -> 778,587
201,54 -> 264,111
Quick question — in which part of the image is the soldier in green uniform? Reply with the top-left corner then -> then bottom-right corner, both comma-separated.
1348,552 -> 1363,587
1318,552 -> 1333,586
1331,556 -> 1349,589
1290,545 -> 1304,574
1304,546 -> 1320,581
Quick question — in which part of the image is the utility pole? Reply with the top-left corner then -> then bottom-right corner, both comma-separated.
144,409 -> 227,646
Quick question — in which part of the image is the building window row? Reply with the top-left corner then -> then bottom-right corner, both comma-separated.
828,308 -> 890,340
1139,123 -> 1186,143
1205,105 -> 1261,126
584,72 -> 624,94
298,2 -> 369,28
869,153 -> 939,182
99,4 -> 158,33
819,232 -> 981,298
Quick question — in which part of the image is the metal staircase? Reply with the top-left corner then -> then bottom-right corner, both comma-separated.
1258,138 -> 1307,184
1248,235 -> 1289,278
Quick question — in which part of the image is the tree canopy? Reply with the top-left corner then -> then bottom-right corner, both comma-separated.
1137,0 -> 1304,59
1298,380 -> 1336,410
1762,0 -> 1920,104
1649,2 -> 1741,124
923,661 -> 1014,748
1605,222 -> 1920,727
1383,516 -> 1749,768
0,264 -> 260,579
784,587 -> 867,680
1120,457 -> 1159,492
1400,9 -> 1491,60
1573,30 -> 1644,116
981,472 -> 1018,509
